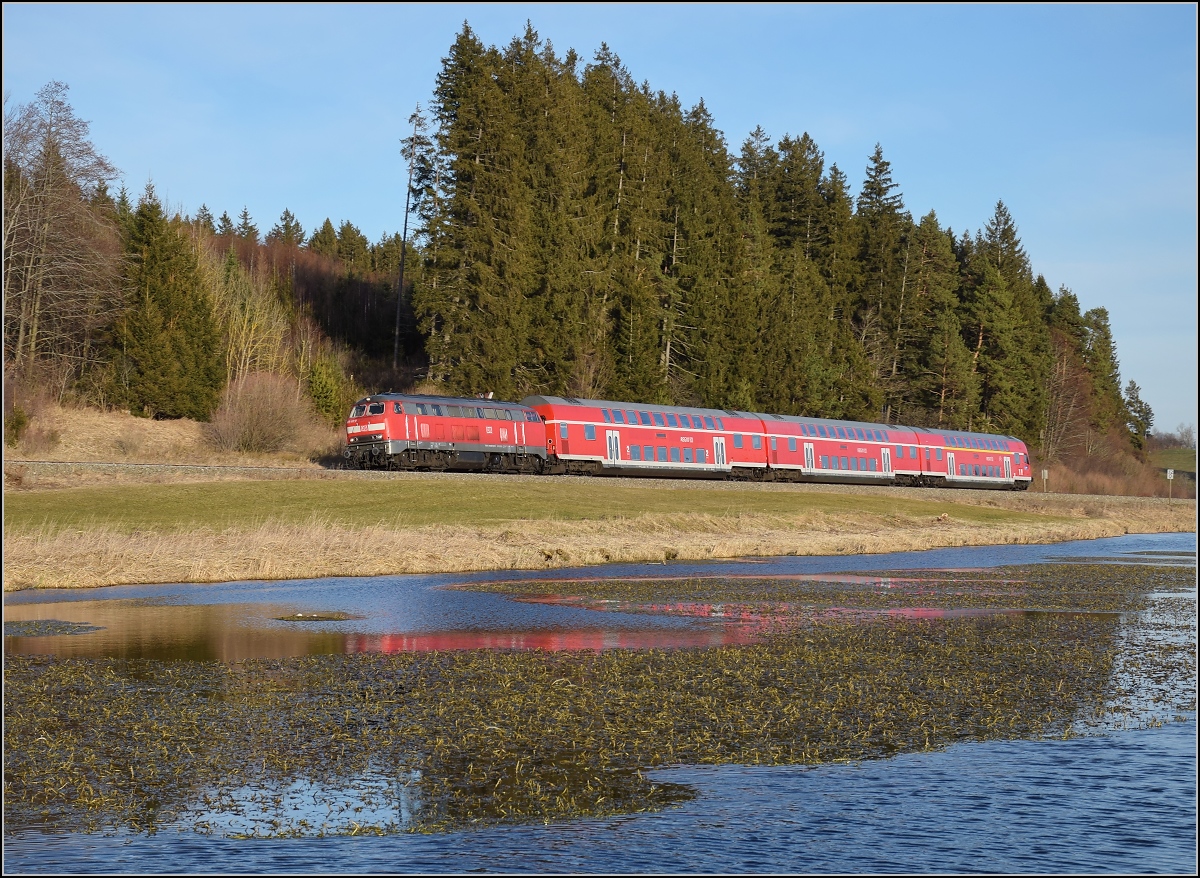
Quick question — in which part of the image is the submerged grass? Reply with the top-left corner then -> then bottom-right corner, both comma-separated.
4,564 -> 1193,838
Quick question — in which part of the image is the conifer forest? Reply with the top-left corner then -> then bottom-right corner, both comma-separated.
3,25 -> 1162,475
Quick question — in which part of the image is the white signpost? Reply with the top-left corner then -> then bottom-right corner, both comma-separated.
1042,468 -> 1049,493
1167,468 -> 1174,503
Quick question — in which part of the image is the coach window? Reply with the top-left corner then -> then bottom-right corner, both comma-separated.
670,447 -> 681,462
639,412 -> 652,426
853,428 -> 863,440
683,448 -> 693,463
585,425 -> 596,441
935,449 -> 943,461
666,413 -> 679,428
447,405 -> 461,417
643,445 -> 653,460
656,447 -> 667,462
703,416 -> 716,430
602,409 -> 612,423
895,445 -> 904,458
835,427 -> 846,439
909,446 -> 917,458
770,437 -> 777,451
788,437 -> 797,452
715,418 -> 725,431
653,412 -> 666,427
849,458 -> 858,471
612,410 -> 625,424
752,436 -> 762,450
734,435 -> 744,449
869,458 -> 877,472
626,410 -> 637,424
820,455 -> 829,468
818,426 -> 828,438
393,403 -> 402,414
630,446 -> 642,461
560,423 -> 569,439
697,449 -> 707,464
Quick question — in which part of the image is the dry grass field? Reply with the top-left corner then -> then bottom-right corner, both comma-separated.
3,405 -> 1195,591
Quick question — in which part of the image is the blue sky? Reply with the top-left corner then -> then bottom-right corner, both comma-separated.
4,3 -> 1196,433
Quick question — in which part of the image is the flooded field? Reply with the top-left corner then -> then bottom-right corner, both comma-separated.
3,532 -> 1195,873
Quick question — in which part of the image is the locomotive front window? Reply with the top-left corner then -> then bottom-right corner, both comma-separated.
352,404 -> 367,418
368,403 -> 385,415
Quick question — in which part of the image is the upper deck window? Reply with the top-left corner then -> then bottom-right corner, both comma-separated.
703,416 -> 716,430
715,417 -> 725,431
818,426 -> 828,438
602,409 -> 612,423
613,410 -> 626,424
639,412 -> 653,426
666,413 -> 679,428
679,414 -> 693,428
652,412 -> 666,427
626,410 -> 637,424
855,428 -> 865,440
836,427 -> 847,439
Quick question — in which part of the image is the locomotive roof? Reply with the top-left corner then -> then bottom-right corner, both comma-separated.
358,392 -> 532,410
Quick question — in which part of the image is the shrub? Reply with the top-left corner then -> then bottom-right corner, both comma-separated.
205,372 -> 321,454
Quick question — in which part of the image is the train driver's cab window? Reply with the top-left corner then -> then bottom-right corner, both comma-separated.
352,404 -> 367,417
368,402 -> 385,416
393,403 -> 403,414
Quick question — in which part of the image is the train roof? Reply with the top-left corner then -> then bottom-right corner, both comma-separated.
521,395 -> 760,419
357,392 -> 533,410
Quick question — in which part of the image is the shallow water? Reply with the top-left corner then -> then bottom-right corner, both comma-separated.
3,532 -> 1195,873
4,532 -> 1194,661
5,719 -> 1194,874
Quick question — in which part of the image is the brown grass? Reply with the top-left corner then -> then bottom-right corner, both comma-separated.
4,499 -> 1193,592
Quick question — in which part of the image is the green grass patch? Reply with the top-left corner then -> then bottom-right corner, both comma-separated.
3,478 -> 1047,533
1152,448 -> 1197,474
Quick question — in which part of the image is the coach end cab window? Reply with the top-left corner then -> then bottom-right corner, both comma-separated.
560,423 -> 569,439
584,425 -> 596,441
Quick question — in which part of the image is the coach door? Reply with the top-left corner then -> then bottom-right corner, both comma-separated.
713,436 -> 727,467
804,442 -> 815,471
947,453 -> 956,479
606,430 -> 621,465
882,447 -> 892,474
1003,456 -> 1011,480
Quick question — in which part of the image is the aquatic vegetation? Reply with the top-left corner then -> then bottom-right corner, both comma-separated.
3,620 -> 104,637
4,563 -> 1193,838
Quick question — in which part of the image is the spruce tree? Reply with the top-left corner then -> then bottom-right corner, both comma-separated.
266,209 -> 305,247
114,184 -> 224,419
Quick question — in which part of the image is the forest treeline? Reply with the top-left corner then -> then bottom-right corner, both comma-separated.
1,25 -> 1168,477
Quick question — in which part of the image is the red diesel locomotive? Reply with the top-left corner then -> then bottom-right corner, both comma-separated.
343,392 -> 1033,490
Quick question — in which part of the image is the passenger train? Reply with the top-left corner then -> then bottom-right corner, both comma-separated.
344,393 -> 1033,490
